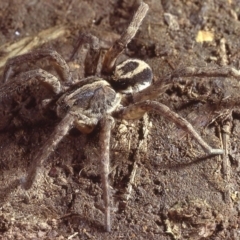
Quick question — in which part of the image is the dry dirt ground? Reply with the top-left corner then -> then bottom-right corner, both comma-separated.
1,0 -> 240,239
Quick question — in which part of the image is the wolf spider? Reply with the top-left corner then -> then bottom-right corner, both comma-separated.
1,1 -> 240,232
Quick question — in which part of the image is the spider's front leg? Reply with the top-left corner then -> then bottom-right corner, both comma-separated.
20,113 -> 75,190
13,69 -> 63,94
116,100 -> 224,156
20,110 -> 114,232
2,49 -> 72,84
20,111 -> 99,190
0,69 -> 63,130
99,116 -> 114,232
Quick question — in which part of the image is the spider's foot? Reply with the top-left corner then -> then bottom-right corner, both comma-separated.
19,176 -> 31,190
106,223 -> 111,233
19,177 -> 26,188
208,148 -> 224,155
105,209 -> 111,232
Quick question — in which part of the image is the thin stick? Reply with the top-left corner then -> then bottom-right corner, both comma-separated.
222,120 -> 232,205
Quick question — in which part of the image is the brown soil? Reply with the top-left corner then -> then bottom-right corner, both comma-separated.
0,0 -> 240,239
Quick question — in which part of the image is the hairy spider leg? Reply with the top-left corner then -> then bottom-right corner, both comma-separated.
16,69 -> 63,94
102,2 -> 149,74
69,2 -> 149,78
2,49 -> 72,84
99,116 -> 114,232
0,69 -> 63,129
131,66 -> 240,103
20,112 -> 100,189
117,100 -> 224,155
0,69 -> 62,97
20,111 -> 114,232
69,33 -> 101,77
20,113 -> 75,190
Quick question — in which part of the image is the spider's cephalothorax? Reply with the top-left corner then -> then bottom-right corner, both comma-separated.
55,58 -> 153,134
2,1 -> 238,232
56,77 -> 122,133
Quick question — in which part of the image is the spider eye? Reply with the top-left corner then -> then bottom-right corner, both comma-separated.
113,59 -> 152,93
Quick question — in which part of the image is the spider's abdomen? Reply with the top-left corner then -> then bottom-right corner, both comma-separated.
56,78 -> 121,119
113,59 -> 153,94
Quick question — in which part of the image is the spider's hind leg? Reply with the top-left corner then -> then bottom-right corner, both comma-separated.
102,2 -> 149,74
131,65 -> 240,104
171,65 -> 240,79
116,100 -> 224,156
